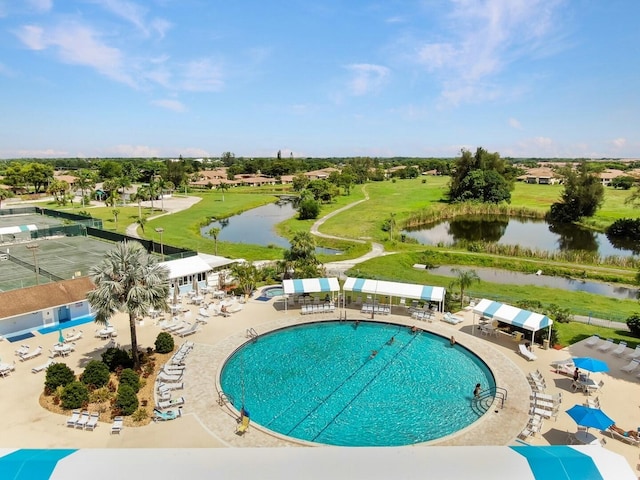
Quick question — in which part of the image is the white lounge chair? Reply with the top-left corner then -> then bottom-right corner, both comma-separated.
611,341 -> 627,356
157,396 -> 185,410
31,359 -> 54,374
198,308 -> 210,317
157,371 -> 183,383
157,382 -> 184,393
597,338 -> 614,352
585,335 -> 600,348
153,408 -> 182,422
65,330 -> 83,342
66,409 -> 81,427
518,344 -> 538,361
442,312 -> 464,325
75,411 -> 90,429
85,412 -> 100,431
620,359 -> 640,373
626,345 -> 640,360
227,303 -> 244,314
19,346 -> 43,361
176,323 -> 199,337
111,416 -> 124,434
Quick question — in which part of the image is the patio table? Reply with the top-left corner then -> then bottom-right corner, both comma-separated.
574,431 -> 599,445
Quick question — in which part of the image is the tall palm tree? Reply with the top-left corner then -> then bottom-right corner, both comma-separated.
216,181 -> 230,201
231,262 -> 259,300
87,241 -> 170,368
449,268 -> 480,309
208,227 -> 221,255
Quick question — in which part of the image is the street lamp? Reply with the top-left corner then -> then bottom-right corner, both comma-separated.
26,243 -> 40,285
155,228 -> 164,261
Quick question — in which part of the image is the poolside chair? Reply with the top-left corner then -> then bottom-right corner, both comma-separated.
15,344 -> 29,357
66,410 -> 81,428
111,416 -> 124,434
157,396 -> 185,410
157,371 -> 183,383
85,412 -> 100,431
31,358 -> 54,374
157,382 -> 184,394
611,341 -> 627,356
585,396 -> 600,409
236,414 -> 250,436
518,344 -> 537,361
605,427 -> 640,447
19,346 -> 43,361
585,335 -> 600,348
620,359 -> 640,373
442,312 -> 464,325
177,323 -> 199,337
626,345 -> 640,360
75,411 -> 90,429
597,338 -> 614,352
153,408 -> 182,422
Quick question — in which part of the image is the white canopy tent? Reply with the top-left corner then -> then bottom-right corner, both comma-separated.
342,277 -> 446,313
282,278 -> 340,312
472,298 -> 553,343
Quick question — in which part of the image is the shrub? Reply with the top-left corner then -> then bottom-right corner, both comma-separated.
44,363 -> 76,393
61,381 -> 89,409
298,198 -> 320,219
119,368 -> 141,393
154,332 -> 175,354
80,360 -> 110,389
115,384 -> 139,416
89,386 -> 114,404
627,313 -> 640,337
101,347 -> 134,372
131,408 -> 149,423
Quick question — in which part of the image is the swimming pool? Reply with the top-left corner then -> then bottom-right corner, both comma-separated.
220,321 -> 495,446
261,286 -> 284,298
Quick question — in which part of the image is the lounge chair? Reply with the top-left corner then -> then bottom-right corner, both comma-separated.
65,330 -> 83,342
236,415 -> 250,435
75,411 -> 90,429
554,362 -> 574,377
31,359 -> 54,374
584,335 -> 600,347
15,344 -> 29,357
621,359 -> 640,373
19,346 -> 43,361
227,303 -> 244,314
85,412 -> 100,431
153,408 -> 182,422
518,344 -> 537,361
605,427 -> 640,446
626,345 -> 640,360
597,338 -> 614,352
111,416 -> 124,434
198,308 -> 210,317
157,371 -> 183,383
442,312 -> 464,325
157,396 -> 185,410
176,323 -> 199,337
611,341 -> 627,356
157,382 -> 184,393
66,409 -> 81,427
585,396 -> 600,409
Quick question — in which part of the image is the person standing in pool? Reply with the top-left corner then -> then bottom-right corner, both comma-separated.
473,383 -> 482,398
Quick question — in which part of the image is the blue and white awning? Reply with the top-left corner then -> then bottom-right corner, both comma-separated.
0,446 -> 633,479
343,277 -> 445,303
473,298 -> 553,332
282,277 -> 340,295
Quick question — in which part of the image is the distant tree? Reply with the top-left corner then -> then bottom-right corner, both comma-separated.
22,162 -> 54,193
298,196 -> 320,220
0,189 -> 14,208
47,179 -> 70,205
217,182 -> 231,201
98,160 -> 123,180
448,268 -> 480,309
209,227 -> 221,255
292,173 -> 310,192
610,176 -> 636,190
221,151 -> 236,166
75,169 -> 97,207
448,148 -> 513,203
112,209 -> 120,230
548,162 -> 604,223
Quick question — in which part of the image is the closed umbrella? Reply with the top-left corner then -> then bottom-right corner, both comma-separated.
192,277 -> 199,296
566,404 -> 614,431
58,329 -> 65,344
172,285 -> 179,305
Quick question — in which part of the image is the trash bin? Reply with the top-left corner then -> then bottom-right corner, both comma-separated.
542,339 -> 550,350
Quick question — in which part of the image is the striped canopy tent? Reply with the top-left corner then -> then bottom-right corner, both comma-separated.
472,298 -> 553,342
282,278 -> 340,311
343,277 -> 445,312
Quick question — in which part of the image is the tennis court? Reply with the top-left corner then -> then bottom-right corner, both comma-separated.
0,213 -> 65,244
0,236 -> 116,292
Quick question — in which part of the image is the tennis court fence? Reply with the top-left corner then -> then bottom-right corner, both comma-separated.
0,249 -> 65,282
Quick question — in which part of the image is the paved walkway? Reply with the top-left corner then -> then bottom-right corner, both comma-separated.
124,196 -> 203,238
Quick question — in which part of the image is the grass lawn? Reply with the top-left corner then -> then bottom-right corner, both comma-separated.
554,321 -> 639,349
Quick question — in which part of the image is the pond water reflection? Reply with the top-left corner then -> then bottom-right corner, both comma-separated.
200,200 -> 341,255
403,215 -> 637,258
427,266 -> 639,300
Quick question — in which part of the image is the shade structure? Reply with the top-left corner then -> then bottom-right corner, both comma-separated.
573,357 -> 609,374
566,405 -> 614,431
342,277 -> 445,303
473,299 -> 553,332
282,278 -> 340,295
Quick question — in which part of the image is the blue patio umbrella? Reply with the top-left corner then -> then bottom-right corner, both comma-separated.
566,404 -> 614,431
573,357 -> 609,374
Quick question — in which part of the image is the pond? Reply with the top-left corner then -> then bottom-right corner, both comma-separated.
403,215 -> 638,258
200,200 -> 341,255
427,266 -> 639,300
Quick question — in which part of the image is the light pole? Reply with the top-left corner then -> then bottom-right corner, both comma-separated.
26,243 -> 40,285
155,228 -> 164,261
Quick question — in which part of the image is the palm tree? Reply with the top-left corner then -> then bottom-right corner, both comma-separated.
388,212 -> 396,241
209,227 -> 221,255
284,231 -> 319,278
75,169 -> 96,207
112,209 -> 120,230
216,181 -> 230,201
87,241 -> 170,368
449,268 -> 480,309
231,262 -> 259,300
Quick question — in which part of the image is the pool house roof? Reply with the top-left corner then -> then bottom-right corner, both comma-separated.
342,277 -> 445,303
282,277 -> 340,295
472,298 -> 553,332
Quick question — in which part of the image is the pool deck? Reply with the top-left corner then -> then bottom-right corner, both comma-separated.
0,296 -> 639,472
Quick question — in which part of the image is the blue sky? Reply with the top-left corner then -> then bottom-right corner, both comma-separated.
0,0 -> 638,159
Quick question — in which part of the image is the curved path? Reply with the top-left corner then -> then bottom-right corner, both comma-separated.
125,196 -> 203,238
310,185 -> 389,276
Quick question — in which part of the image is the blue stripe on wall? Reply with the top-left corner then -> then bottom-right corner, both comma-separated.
319,278 -> 330,292
353,278 -> 366,292
511,446 -> 603,480
293,279 -> 304,294
0,449 -> 77,480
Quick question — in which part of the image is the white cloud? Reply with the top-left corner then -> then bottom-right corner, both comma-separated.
508,117 -> 522,129
151,98 -> 186,112
16,22 -> 135,87
179,59 -> 224,92
15,148 -> 69,157
411,0 -> 565,105
109,144 -> 161,157
346,63 -> 390,96
27,0 -> 52,13
92,0 -> 172,38
610,137 -> 626,149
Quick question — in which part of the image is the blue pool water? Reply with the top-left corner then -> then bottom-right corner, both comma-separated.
262,286 -> 284,298
220,321 -> 495,446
